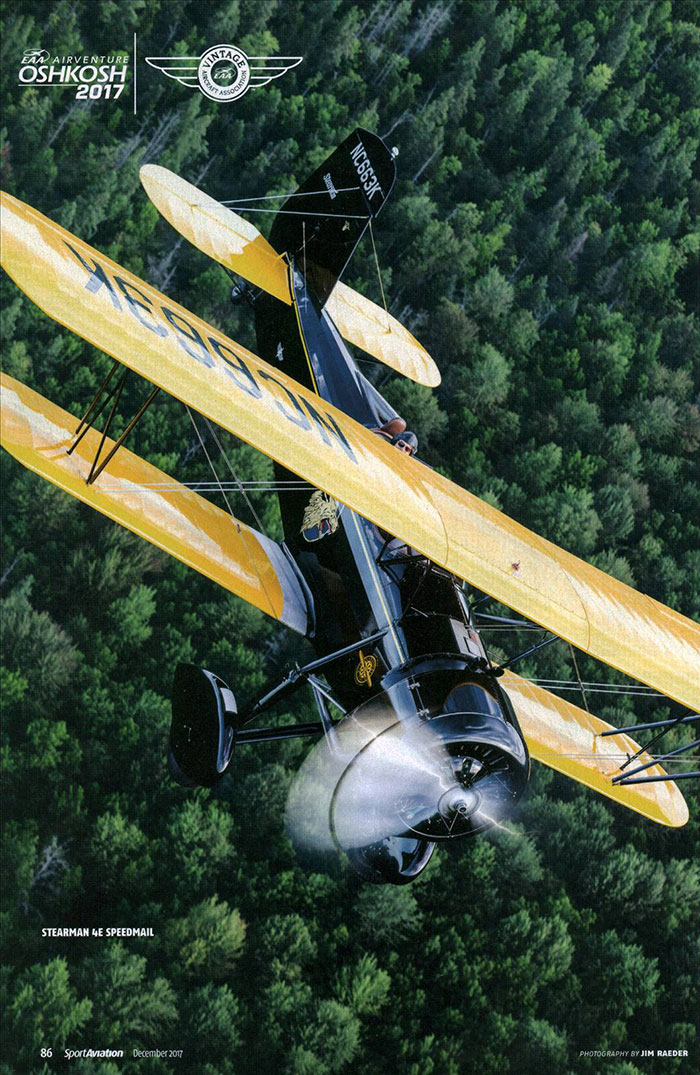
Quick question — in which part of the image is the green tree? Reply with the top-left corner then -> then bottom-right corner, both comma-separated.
334,953 -> 391,1015
75,943 -> 176,1044
165,896 -> 246,980
5,958 -> 92,1068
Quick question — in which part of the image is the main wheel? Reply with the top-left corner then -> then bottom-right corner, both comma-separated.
169,664 -> 237,787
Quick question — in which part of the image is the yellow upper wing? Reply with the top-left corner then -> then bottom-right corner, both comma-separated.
1,373 -> 308,635
502,670 -> 688,827
2,191 -> 699,709
139,164 -> 441,387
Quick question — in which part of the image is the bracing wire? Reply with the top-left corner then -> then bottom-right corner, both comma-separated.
212,206 -> 370,219
569,643 -> 591,714
202,416 -> 267,536
98,480 -> 311,492
216,186 -> 361,204
186,408 -> 236,521
529,682 -> 664,697
368,218 -> 391,332
211,186 -> 368,216
185,408 -> 277,614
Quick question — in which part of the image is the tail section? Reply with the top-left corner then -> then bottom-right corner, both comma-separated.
140,145 -> 440,386
269,128 -> 396,304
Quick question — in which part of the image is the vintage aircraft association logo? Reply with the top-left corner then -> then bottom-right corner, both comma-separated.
146,44 -> 302,103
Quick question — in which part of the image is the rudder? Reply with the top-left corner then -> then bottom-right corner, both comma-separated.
269,128 -> 396,304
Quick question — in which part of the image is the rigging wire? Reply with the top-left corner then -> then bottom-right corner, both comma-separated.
569,643 -> 591,714
98,480 -> 311,492
212,206 -> 370,218
216,186 -> 361,204
557,642 -> 618,773
185,409 -> 231,513
529,678 -> 658,689
185,408 -> 277,615
529,683 -> 664,697
368,218 -> 391,332
201,416 -> 267,537
196,184 -> 368,217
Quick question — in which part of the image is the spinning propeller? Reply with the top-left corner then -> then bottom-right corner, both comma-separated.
285,675 -> 530,884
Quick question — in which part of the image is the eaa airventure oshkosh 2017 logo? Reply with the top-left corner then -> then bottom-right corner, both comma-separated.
146,44 -> 302,103
18,46 -> 129,99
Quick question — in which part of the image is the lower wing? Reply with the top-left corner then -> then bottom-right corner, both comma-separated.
502,670 -> 689,827
1,374 -> 309,635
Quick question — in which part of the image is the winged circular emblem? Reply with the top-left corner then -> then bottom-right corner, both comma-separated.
145,43 -> 302,103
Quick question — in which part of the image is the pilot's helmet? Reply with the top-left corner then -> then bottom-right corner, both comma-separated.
391,431 -> 418,456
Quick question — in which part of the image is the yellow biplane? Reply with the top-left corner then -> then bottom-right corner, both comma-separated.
2,129 -> 698,883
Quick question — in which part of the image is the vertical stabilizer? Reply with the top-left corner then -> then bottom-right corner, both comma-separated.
269,128 -> 396,304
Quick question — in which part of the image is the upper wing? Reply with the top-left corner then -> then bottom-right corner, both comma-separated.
1,373 -> 308,635
247,57 -> 303,89
502,670 -> 688,827
144,56 -> 201,88
2,190 -> 698,709
139,165 -> 441,387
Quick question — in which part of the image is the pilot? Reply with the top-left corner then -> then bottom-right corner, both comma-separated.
390,430 -> 418,456
301,419 -> 418,542
372,417 -> 418,455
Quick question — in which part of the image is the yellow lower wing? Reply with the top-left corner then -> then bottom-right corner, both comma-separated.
139,165 -> 440,387
0,374 -> 308,635
2,191 -> 698,709
502,671 -> 689,827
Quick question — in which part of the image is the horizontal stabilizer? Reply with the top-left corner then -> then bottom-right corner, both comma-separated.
325,282 -> 440,387
502,671 -> 689,827
0,374 -> 308,635
2,190 -> 698,709
140,164 -> 292,304
140,165 -> 440,387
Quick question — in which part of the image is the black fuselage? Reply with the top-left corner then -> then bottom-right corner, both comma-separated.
254,268 -> 510,714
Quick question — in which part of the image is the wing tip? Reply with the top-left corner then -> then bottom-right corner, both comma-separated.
423,364 -> 442,388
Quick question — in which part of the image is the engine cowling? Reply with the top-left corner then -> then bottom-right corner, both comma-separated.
287,656 -> 530,884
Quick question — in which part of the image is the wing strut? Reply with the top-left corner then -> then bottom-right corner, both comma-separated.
67,362 -> 161,485
616,772 -> 700,786
496,632 -> 558,671
599,714 -> 700,736
612,740 -> 700,786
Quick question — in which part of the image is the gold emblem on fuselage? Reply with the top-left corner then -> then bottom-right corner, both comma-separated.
354,649 -> 378,688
